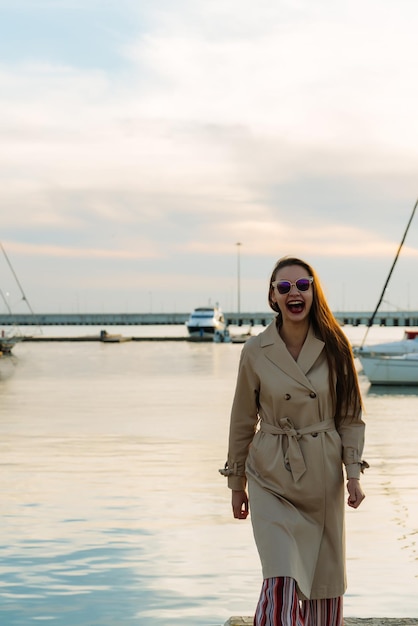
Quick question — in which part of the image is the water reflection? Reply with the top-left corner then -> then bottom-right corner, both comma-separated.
0,540 -> 193,626
0,354 -> 17,381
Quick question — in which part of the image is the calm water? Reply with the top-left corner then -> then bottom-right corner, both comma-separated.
0,325 -> 418,625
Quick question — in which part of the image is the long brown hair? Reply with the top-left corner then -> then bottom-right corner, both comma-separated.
268,256 -> 362,426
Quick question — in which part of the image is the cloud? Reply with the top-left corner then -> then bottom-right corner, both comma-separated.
3,240 -> 159,260
0,0 -> 418,312
124,1 -> 418,147
183,218 -> 418,260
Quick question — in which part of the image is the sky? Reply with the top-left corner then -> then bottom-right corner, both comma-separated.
0,0 -> 417,315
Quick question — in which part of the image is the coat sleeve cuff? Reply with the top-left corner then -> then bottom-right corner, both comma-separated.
219,461 -> 247,490
345,460 -> 370,479
346,463 -> 361,479
227,475 -> 247,490
343,447 -> 369,478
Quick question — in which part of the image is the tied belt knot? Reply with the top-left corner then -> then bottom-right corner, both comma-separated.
259,417 -> 336,482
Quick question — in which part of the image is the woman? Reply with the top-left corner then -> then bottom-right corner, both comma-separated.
220,256 -> 368,626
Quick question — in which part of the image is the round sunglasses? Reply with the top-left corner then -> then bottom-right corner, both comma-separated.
271,276 -> 313,295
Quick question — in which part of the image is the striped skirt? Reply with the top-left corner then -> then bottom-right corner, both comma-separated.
254,577 -> 343,626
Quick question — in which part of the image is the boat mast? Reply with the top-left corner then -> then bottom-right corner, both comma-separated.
360,198 -> 418,349
0,242 -> 36,316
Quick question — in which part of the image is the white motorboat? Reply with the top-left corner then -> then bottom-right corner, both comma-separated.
185,306 -> 227,341
213,326 -> 253,344
358,352 -> 418,386
230,326 -> 253,344
355,329 -> 418,356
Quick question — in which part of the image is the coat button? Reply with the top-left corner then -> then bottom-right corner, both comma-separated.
309,391 -> 317,398
284,393 -> 291,400
311,432 -> 318,438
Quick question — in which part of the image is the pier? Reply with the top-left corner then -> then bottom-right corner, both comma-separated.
224,617 -> 418,626
2,311 -> 418,327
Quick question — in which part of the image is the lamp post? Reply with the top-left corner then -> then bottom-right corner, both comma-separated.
236,242 -> 242,315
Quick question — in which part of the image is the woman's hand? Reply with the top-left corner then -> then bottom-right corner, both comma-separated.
232,489 -> 249,519
347,478 -> 365,508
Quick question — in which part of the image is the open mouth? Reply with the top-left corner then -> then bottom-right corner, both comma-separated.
286,300 -> 305,314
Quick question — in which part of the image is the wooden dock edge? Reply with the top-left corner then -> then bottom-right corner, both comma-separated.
224,618 -> 418,626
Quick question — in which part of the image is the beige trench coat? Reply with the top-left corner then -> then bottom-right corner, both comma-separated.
224,321 -> 365,600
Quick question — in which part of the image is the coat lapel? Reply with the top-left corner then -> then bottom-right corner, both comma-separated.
297,326 -> 326,376
260,321 -> 325,390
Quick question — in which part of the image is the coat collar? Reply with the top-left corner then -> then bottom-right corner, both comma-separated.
260,319 -> 325,389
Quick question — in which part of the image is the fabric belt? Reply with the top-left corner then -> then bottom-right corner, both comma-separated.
259,417 -> 336,482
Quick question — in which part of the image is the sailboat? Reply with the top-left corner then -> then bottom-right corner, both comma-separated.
0,287 -> 23,355
358,352 -> 418,386
0,242 -> 36,355
356,199 -> 418,385
0,331 -> 22,355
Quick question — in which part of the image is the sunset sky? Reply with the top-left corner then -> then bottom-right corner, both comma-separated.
1,0 -> 417,314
